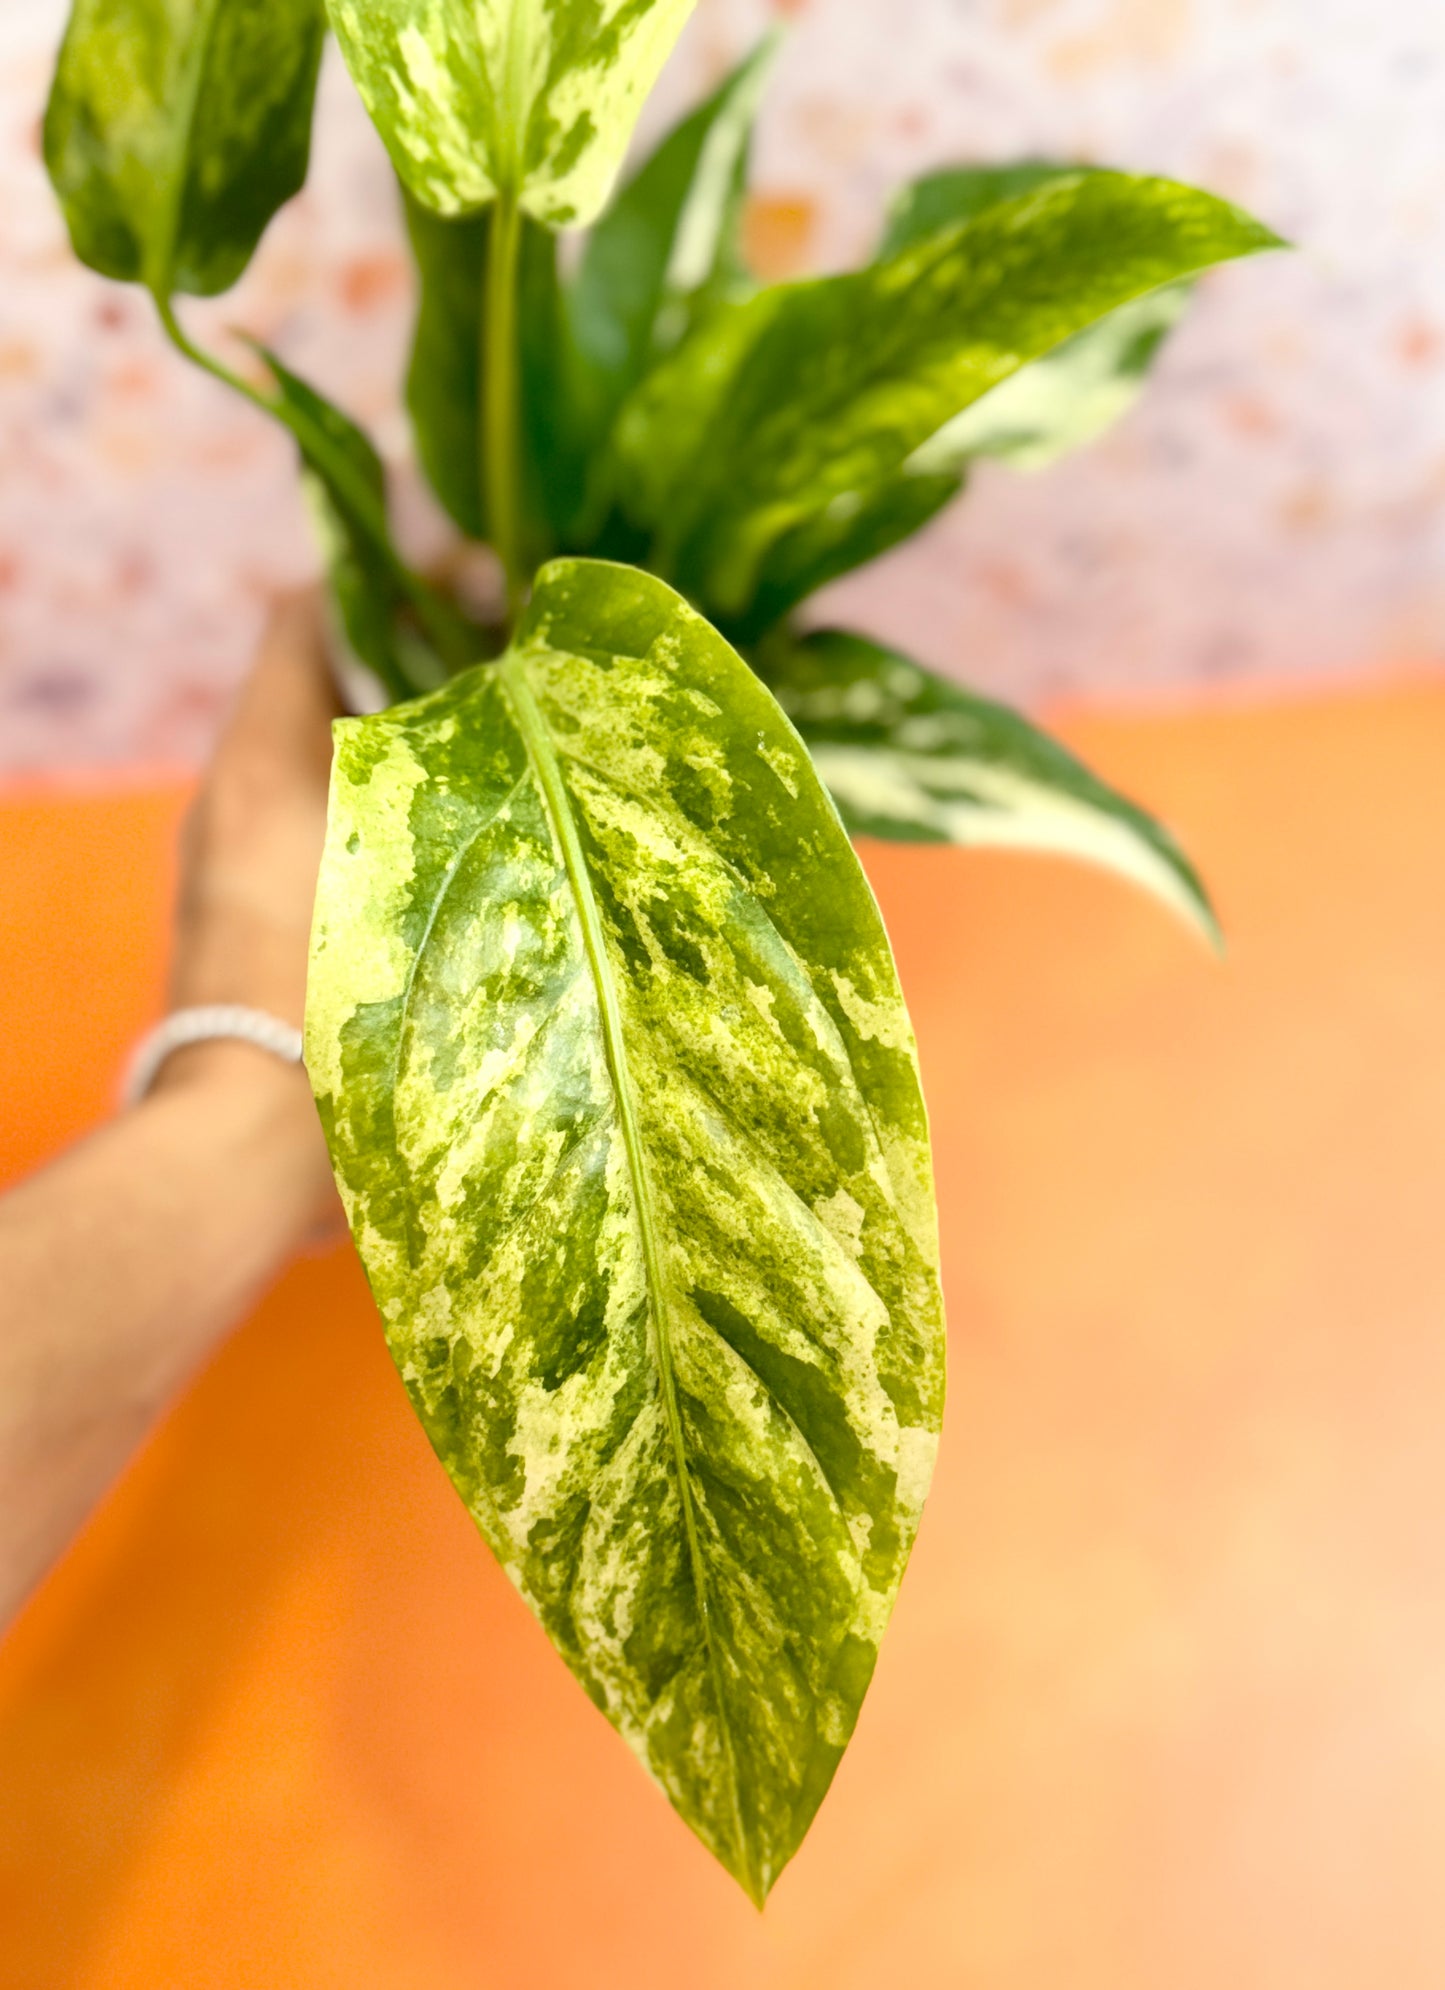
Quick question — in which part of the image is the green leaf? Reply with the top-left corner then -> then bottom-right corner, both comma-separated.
882,164 -> 1192,475
758,627 -> 1218,943
908,282 -> 1191,474
569,34 -> 778,434
306,558 -> 945,1901
724,468 -> 963,644
613,171 -> 1283,622
325,0 -> 700,228
404,194 -> 491,541
403,192 -> 590,548
877,160 -> 1075,259
259,346 -> 470,698
44,0 -> 325,298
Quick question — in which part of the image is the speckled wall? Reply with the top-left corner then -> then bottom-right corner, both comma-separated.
2,0 -> 1442,769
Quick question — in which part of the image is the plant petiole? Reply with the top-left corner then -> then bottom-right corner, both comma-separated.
153,293 -> 473,686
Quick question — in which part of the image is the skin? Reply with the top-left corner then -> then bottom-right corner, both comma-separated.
0,598 -> 341,1633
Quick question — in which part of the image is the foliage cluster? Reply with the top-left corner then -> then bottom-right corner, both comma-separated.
45,0 -> 1278,1899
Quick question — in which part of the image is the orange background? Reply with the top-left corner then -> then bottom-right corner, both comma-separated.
3,682 -> 1445,1988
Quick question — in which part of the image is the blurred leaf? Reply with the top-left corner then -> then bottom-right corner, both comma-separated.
45,0 -> 324,297
876,160 -> 1076,258
909,282 -> 1191,474
326,0 -> 699,227
404,195 -> 491,541
307,558 -> 944,1901
883,165 -> 1193,474
404,194 -> 586,547
570,34 -> 778,436
260,346 -> 470,698
613,171 -> 1281,624
758,627 -> 1219,942
726,469 -> 963,643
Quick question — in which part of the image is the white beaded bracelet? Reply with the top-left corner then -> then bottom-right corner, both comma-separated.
121,1005 -> 306,1108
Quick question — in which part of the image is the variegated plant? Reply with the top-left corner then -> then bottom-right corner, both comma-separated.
44,0 -> 1281,1902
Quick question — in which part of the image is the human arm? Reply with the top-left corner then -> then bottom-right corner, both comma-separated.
0,600 -> 340,1630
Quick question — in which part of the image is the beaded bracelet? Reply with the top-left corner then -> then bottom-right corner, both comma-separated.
121,1005 -> 305,1108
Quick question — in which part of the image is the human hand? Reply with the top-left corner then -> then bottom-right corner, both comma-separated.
153,595 -> 342,1232
170,593 -> 340,1028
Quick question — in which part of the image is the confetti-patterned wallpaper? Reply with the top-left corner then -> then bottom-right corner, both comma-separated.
2,0 -> 1443,769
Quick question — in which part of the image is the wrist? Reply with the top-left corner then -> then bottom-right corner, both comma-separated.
148,1036 -> 307,1106
138,1040 -> 339,1250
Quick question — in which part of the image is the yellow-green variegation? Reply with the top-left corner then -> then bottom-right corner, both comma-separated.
881,164 -> 1193,475
612,171 -> 1283,628
759,629 -> 1218,943
307,560 -> 945,1900
325,0 -> 700,226
44,0 -> 325,298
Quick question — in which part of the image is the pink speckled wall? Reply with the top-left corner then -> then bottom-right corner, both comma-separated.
2,0 -> 1443,769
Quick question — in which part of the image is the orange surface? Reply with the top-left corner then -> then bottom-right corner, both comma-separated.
4,682 -> 1445,1988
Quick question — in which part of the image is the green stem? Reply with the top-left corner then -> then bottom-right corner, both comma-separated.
154,294 -> 472,686
484,193 -> 524,623
155,292 -> 274,419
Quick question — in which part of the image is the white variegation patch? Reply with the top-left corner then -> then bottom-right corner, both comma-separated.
763,628 -> 1219,946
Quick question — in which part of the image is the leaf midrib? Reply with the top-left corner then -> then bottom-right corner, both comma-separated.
497,651 -> 756,1899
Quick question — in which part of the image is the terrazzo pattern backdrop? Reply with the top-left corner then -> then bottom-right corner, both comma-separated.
2,0 -> 1443,769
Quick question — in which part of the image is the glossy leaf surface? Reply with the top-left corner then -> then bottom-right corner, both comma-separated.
759,628 -> 1218,942
569,35 -> 776,435
325,0 -> 699,227
307,559 -> 945,1899
44,0 -> 324,297
613,171 -> 1281,621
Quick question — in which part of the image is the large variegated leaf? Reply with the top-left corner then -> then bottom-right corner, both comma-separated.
44,0 -> 324,297
882,163 -> 1192,475
325,0 -> 699,227
758,628 -> 1218,943
569,35 -> 777,431
613,171 -> 1281,621
306,559 -> 945,1900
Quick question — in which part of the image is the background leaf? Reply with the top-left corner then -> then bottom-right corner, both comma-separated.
612,171 -> 1282,624
325,0 -> 700,227
883,165 -> 1192,476
260,347 -> 471,698
908,282 -> 1191,475
403,193 -> 586,548
569,34 -> 777,439
44,0 -> 324,298
722,467 -> 963,644
758,627 -> 1219,943
306,558 -> 945,1901
877,160 -> 1080,259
